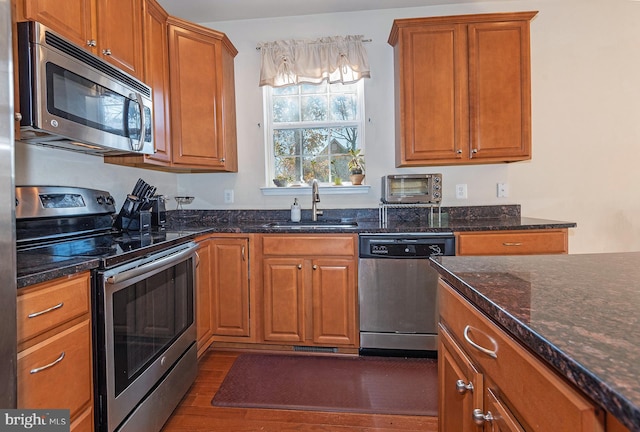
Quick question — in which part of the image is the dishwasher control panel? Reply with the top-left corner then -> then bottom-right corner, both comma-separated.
359,234 -> 455,258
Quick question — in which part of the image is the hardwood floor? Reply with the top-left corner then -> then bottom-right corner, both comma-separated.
161,349 -> 439,432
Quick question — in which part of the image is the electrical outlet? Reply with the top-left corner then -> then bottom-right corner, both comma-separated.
224,189 -> 234,204
497,183 -> 509,198
455,184 -> 468,199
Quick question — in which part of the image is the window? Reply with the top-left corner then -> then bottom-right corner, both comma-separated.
264,80 -> 365,186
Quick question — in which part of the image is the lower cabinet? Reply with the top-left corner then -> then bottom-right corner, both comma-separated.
438,279 -> 605,432
455,229 -> 569,255
261,235 -> 358,348
196,235 -> 252,357
16,272 -> 93,432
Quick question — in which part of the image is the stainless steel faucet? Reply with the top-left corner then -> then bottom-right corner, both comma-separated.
311,179 -> 323,221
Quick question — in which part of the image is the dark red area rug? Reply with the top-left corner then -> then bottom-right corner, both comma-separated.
211,353 -> 438,416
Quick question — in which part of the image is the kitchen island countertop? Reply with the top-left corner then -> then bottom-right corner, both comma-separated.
430,252 -> 640,431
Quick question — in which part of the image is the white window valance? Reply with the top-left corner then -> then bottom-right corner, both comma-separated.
258,35 -> 370,87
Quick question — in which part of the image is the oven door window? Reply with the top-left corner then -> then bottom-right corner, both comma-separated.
111,260 -> 194,397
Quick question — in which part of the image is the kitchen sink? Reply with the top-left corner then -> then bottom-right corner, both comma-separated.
262,220 -> 358,229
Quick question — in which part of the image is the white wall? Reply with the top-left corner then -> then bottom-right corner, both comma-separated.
17,0 -> 640,254
15,144 -> 177,207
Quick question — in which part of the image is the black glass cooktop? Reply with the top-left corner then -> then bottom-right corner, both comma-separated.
17,229 -> 196,270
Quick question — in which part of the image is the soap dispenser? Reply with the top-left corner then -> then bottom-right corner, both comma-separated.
290,198 -> 301,222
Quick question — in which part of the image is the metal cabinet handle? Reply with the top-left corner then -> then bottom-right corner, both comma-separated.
28,302 -> 63,318
241,246 -> 246,261
297,264 -> 302,269
87,39 -> 97,47
102,48 -> 112,56
14,112 -> 22,121
220,158 -> 225,163
456,379 -> 473,394
456,149 -> 463,154
312,265 -> 317,270
502,242 -> 523,247
472,408 -> 494,425
30,352 -> 65,374
463,325 -> 498,359
195,251 -> 200,268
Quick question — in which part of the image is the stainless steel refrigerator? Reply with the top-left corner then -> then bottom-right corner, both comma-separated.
0,0 -> 18,408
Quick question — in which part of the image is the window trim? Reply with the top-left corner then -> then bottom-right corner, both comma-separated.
262,80 -> 366,191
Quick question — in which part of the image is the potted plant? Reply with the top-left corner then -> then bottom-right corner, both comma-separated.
330,160 -> 342,185
347,149 -> 365,185
273,174 -> 291,187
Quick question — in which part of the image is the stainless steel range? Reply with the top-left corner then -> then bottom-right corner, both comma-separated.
16,186 -> 198,432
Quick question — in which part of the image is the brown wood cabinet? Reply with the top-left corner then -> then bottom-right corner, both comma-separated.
455,228 -> 569,255
17,0 -> 144,79
167,17 -> 238,172
141,0 -> 172,165
261,235 -> 358,348
196,235 -> 252,357
388,12 -> 537,167
439,279 -> 604,432
108,16 -> 238,172
17,272 -> 93,432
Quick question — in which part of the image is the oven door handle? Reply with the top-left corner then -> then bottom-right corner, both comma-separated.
106,244 -> 197,285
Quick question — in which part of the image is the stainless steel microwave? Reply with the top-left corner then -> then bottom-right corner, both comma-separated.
16,21 -> 153,155
381,174 -> 442,204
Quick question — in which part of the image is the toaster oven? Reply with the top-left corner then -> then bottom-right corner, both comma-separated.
381,174 -> 442,204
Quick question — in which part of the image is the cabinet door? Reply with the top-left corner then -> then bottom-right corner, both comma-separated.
95,0 -> 144,78
211,238 -> 250,337
479,388 -> 525,432
439,324 -> 483,432
311,258 -> 357,346
394,23 -> 468,166
467,20 -> 531,162
18,320 -> 93,420
142,0 -> 171,164
168,23 -> 226,169
262,258 -> 304,343
21,0 -> 94,49
196,240 -> 214,356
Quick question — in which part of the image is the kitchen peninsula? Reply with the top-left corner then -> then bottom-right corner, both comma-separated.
431,252 -> 640,431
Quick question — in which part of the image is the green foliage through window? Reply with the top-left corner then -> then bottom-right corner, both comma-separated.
266,80 -> 364,185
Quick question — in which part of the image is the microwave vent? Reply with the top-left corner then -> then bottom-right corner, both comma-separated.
43,30 -> 151,98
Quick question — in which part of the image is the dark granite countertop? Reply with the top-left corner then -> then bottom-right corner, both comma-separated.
430,253 -> 640,431
17,205 -> 576,288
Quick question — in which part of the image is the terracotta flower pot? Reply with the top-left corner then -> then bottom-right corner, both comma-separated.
350,173 -> 365,185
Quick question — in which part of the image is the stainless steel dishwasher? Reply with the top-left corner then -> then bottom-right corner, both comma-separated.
358,233 -> 455,356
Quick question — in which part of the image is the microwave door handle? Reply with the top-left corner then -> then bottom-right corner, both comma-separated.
129,92 -> 146,152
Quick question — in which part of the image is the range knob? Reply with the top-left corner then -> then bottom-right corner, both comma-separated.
106,195 -> 115,205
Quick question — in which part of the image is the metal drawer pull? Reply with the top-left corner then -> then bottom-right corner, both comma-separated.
30,352 -> 65,374
464,325 -> 498,359
473,408 -> 494,425
502,242 -> 523,246
28,302 -> 64,318
456,379 -> 473,394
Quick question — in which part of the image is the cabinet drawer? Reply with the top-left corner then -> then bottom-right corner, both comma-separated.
438,280 -> 603,432
18,320 -> 93,419
17,273 -> 91,345
456,229 -> 568,255
262,235 -> 356,256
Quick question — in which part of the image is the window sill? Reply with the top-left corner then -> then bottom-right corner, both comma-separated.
261,184 -> 371,196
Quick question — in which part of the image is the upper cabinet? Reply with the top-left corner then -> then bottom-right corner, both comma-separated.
18,0 -> 144,79
105,14 -> 238,172
388,12 -> 538,166
167,17 -> 238,172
